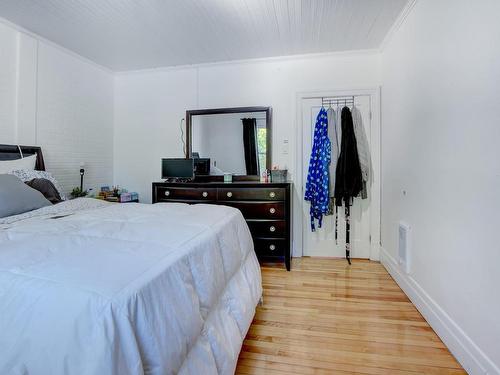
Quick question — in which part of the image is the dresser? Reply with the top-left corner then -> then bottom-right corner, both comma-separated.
152,181 -> 292,270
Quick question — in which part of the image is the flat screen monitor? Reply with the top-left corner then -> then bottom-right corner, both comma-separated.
161,158 -> 194,179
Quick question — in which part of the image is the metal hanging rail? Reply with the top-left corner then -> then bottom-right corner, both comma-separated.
321,95 -> 355,107
319,95 -> 357,265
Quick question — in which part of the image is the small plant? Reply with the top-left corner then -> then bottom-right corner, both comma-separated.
70,187 -> 88,199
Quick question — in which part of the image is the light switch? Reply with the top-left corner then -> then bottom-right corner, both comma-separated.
282,139 -> 289,155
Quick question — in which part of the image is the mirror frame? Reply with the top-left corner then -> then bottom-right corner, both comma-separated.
186,106 -> 272,180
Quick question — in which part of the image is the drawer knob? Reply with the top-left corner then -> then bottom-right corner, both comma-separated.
226,192 -> 233,198
269,244 -> 276,251
269,192 -> 276,198
202,191 -> 208,198
269,207 -> 276,214
164,190 -> 170,197
269,226 -> 276,232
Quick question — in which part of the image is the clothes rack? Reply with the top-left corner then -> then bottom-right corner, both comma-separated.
305,94 -> 368,264
321,96 -> 355,107
321,95 -> 356,265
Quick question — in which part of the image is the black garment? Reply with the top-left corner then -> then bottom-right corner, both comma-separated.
242,118 -> 259,175
334,107 -> 363,206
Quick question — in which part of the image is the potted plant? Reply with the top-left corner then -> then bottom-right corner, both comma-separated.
70,187 -> 88,199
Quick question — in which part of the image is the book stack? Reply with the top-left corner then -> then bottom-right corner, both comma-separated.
96,186 -> 139,203
119,192 -> 139,203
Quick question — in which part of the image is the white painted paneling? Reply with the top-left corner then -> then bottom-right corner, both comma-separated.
0,0 -> 408,71
36,42 -> 114,195
381,0 -> 500,373
0,20 -> 114,195
16,33 -> 37,145
0,21 -> 18,143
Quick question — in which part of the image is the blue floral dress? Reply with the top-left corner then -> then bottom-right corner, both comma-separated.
304,107 -> 331,231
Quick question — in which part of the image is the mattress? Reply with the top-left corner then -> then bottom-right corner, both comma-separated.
0,199 -> 262,375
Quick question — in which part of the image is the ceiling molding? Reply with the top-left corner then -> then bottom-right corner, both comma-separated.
114,48 -> 381,76
379,0 -> 418,52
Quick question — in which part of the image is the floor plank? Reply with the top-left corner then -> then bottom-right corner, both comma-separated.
236,258 -> 465,374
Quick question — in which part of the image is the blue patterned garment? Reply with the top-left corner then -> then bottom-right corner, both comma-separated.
304,107 -> 331,231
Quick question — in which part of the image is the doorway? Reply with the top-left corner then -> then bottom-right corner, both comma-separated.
294,88 -> 380,260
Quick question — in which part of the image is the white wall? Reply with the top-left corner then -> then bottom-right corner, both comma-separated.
0,19 -> 114,194
114,51 -> 381,203
380,1 -> 500,374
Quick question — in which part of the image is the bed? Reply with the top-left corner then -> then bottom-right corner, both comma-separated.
0,146 -> 262,375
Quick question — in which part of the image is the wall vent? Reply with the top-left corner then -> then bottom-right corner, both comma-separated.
398,222 -> 411,274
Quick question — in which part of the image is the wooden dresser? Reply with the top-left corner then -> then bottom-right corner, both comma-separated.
152,181 -> 292,270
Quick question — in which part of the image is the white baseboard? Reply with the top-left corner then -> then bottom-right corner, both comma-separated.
380,247 -> 499,375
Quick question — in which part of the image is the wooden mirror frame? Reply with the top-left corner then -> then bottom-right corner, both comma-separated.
185,106 -> 272,181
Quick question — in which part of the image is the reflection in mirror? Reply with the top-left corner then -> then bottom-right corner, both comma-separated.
191,112 -> 268,176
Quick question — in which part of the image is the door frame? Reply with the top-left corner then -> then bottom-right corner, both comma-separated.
292,87 -> 381,260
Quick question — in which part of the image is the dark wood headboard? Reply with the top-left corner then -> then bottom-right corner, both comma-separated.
0,144 -> 45,171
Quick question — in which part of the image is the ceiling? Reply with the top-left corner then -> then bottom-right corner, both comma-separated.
0,0 -> 409,71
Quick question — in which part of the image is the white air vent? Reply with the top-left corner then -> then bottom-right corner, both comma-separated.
398,222 -> 411,274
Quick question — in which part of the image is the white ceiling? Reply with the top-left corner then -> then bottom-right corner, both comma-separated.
0,0 -> 409,71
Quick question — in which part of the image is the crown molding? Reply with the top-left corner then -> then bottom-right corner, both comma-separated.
114,48 -> 380,76
379,0 -> 418,52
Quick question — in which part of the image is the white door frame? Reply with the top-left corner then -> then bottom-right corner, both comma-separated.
292,87 -> 381,261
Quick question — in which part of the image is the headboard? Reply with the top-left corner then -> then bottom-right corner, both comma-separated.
0,144 -> 45,171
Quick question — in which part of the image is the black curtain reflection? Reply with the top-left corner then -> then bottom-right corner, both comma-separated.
242,118 -> 259,175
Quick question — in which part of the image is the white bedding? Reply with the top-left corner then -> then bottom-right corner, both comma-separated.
0,199 -> 262,375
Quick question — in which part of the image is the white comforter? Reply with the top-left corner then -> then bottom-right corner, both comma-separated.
0,199 -> 262,375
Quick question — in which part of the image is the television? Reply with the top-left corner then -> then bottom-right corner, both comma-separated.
161,158 -> 194,179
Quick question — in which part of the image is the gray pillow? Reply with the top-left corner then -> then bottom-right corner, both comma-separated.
0,174 -> 52,218
25,178 -> 62,204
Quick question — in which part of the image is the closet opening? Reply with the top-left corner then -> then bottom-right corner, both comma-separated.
293,88 -> 381,260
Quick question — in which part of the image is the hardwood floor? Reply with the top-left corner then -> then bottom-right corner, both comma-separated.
236,257 -> 465,375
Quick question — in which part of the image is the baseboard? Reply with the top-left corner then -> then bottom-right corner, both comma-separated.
380,247 -> 499,375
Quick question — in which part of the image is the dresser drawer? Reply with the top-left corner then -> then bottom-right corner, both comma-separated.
253,238 -> 286,257
156,187 -> 217,201
222,202 -> 284,219
218,187 -> 285,201
247,220 -> 286,238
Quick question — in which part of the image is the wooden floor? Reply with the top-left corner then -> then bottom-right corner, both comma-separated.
236,258 -> 465,375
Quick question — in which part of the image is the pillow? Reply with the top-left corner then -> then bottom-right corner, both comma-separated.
0,174 -> 52,218
0,154 -> 37,174
25,178 -> 62,204
9,169 -> 67,200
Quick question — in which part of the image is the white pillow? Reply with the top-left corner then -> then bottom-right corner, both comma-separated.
0,154 -> 37,174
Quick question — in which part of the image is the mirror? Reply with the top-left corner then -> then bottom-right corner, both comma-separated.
186,107 -> 272,178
